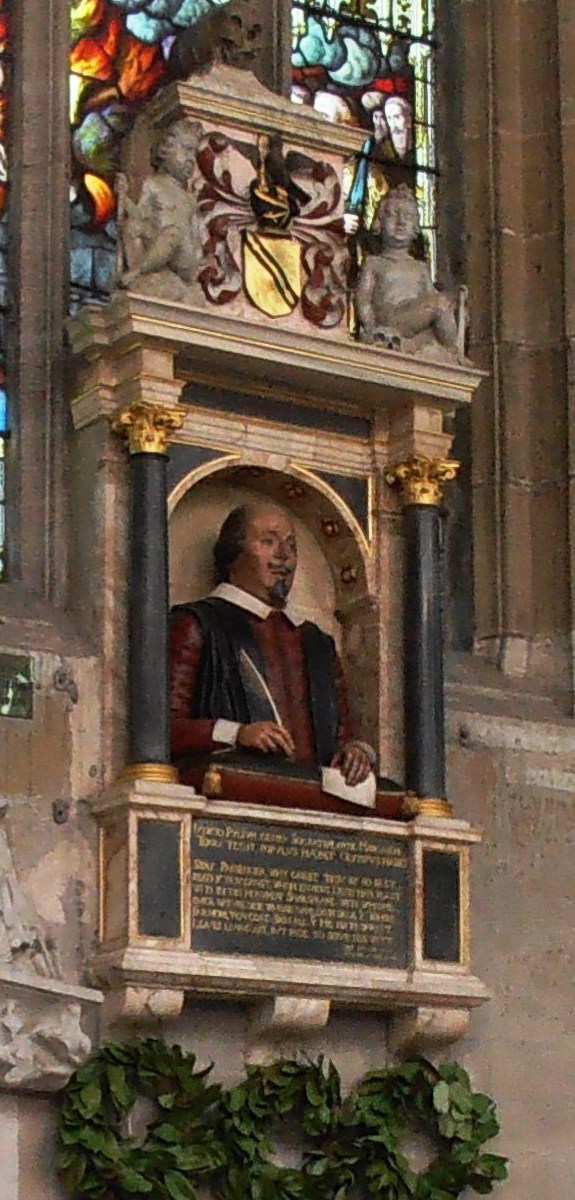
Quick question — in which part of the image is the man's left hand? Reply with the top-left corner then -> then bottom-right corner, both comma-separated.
331,743 -> 373,786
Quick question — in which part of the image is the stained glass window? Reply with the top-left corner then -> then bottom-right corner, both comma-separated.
0,0 -> 9,580
292,1 -> 437,270
69,0 -> 235,303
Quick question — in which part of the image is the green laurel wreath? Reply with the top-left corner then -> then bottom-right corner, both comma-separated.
58,1043 -> 508,1200
58,1040 -> 226,1200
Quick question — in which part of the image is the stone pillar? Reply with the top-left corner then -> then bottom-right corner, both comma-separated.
112,401 -> 185,781
8,0 -> 70,599
557,0 -> 575,700
387,457 -> 459,818
461,0 -> 570,691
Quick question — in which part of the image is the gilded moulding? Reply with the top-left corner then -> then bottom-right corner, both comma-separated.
120,763 -> 180,784
402,795 -> 454,819
385,456 -> 461,508
111,401 -> 186,455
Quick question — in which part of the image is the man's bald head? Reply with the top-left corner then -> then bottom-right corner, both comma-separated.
214,503 -> 297,607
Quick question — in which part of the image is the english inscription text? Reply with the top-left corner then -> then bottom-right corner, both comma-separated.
191,819 -> 410,968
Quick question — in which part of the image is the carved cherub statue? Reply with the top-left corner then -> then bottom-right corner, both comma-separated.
117,118 -> 204,302
355,185 -> 468,363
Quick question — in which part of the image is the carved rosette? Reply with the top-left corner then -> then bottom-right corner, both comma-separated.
111,401 -> 186,455
385,456 -> 461,507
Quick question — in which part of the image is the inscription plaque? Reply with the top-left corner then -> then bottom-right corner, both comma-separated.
138,819 -> 182,939
191,818 -> 411,968
423,849 -> 461,963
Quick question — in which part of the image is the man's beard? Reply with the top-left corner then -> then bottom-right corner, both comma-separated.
268,574 -> 293,605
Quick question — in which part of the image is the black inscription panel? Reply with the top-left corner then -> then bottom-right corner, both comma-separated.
423,849 -> 461,963
191,818 -> 411,968
138,819 -> 182,939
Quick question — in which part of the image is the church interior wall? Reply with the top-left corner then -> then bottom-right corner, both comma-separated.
0,1 -> 575,1197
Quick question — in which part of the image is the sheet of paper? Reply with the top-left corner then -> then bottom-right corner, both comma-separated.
320,767 -> 376,809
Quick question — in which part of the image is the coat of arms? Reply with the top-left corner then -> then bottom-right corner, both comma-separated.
241,134 -> 309,319
195,130 -> 348,328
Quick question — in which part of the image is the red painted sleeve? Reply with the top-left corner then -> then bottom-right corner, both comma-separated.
170,609 -> 227,757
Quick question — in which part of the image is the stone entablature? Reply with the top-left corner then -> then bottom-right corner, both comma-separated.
68,293 -> 484,435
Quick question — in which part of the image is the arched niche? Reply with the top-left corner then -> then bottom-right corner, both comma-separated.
168,460 -> 381,751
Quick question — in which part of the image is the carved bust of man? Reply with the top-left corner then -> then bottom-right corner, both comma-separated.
355,184 -> 467,363
170,502 -> 374,788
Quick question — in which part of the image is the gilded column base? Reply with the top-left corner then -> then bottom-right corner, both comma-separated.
402,794 -> 454,819
120,762 -> 180,785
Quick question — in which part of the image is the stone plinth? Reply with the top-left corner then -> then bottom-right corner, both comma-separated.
91,779 -> 488,1052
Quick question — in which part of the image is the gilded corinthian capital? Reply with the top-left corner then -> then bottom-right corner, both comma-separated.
385,456 -> 460,508
111,401 -> 186,455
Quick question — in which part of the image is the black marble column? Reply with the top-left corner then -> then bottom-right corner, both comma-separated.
128,451 -> 170,766
403,502 -> 445,800
112,401 -> 184,781
387,457 -> 459,817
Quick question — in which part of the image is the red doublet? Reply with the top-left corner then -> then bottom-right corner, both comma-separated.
170,607 -> 354,764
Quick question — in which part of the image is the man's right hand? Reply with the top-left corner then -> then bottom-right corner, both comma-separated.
237,722 -> 295,759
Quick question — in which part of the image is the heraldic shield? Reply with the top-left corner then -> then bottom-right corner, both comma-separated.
242,230 -> 303,318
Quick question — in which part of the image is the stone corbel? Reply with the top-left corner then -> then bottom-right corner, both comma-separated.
101,985 -> 185,1028
388,1006 -> 470,1059
0,968 -> 103,1092
246,996 -> 331,1064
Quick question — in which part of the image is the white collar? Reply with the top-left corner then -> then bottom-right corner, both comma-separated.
210,582 -> 305,626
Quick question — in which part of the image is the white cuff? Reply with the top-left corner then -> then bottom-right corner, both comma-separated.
213,719 -> 241,747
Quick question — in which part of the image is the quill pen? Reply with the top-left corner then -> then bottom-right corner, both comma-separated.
238,648 -> 281,723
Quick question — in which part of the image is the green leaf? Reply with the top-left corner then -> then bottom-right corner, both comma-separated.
438,1115 -> 457,1138
107,1063 -> 134,1111
78,1081 -> 103,1120
119,1166 -> 154,1193
103,1042 -> 135,1064
448,1082 -> 473,1113
477,1155 -> 509,1181
59,1153 -> 88,1191
432,1081 -> 450,1115
439,1063 -> 470,1088
164,1171 -> 196,1200
228,1086 -> 247,1112
78,1129 -> 119,1159
451,1142 -> 479,1165
151,1123 -> 182,1143
305,1079 -> 323,1107
307,1157 -> 329,1176
59,1124 -> 84,1145
468,1176 -> 495,1194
